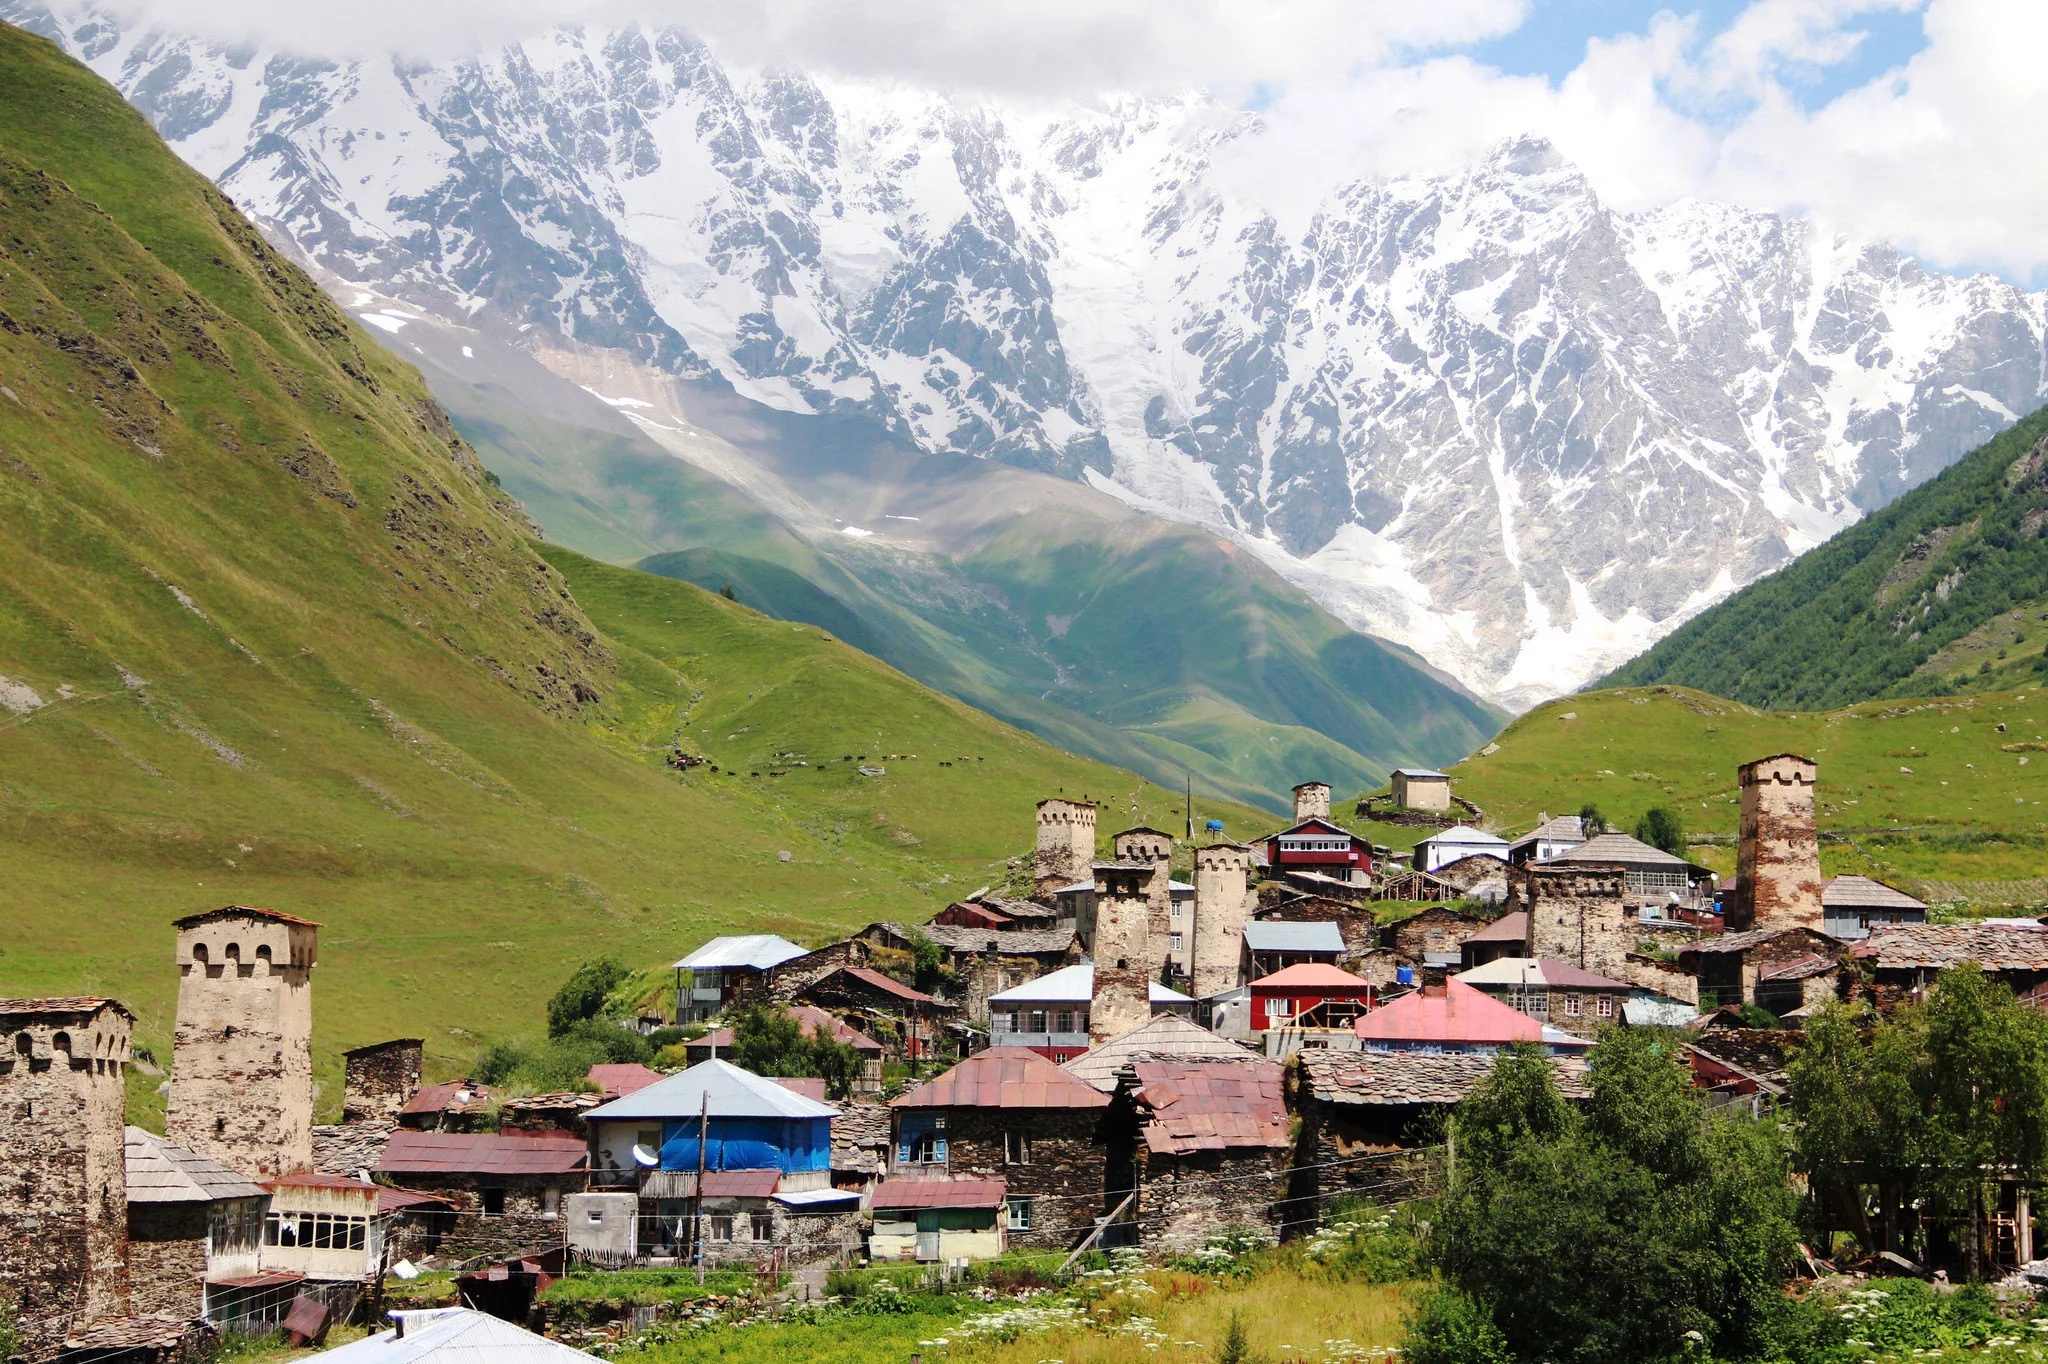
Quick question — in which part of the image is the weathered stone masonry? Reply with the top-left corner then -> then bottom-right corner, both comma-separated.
1731,754 -> 1824,933
341,1038 -> 422,1122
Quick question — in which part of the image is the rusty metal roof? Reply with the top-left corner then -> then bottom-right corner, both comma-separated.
775,1077 -> 829,1102
377,1187 -> 459,1214
379,1130 -> 588,1176
1132,1062 -> 1289,1155
264,1172 -> 381,1192
402,1080 -> 500,1116
1461,912 -> 1529,946
1850,923 -> 2048,971
872,1177 -> 1008,1210
838,966 -> 945,1005
1298,1048 -> 1590,1107
587,1063 -> 667,1097
891,1046 -> 1110,1110
171,904 -> 321,929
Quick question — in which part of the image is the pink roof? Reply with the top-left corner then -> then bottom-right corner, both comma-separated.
774,1077 -> 829,1102
587,1063 -> 666,1098
840,967 -> 944,1006
379,1129 -> 588,1176
699,1006 -> 886,1054
872,1177 -> 1008,1210
1353,979 -> 1544,1045
1133,1062 -> 1289,1155
1250,963 -> 1375,992
891,1047 -> 1110,1110
1463,912 -> 1529,946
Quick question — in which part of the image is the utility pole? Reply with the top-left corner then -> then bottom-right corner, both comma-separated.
694,1090 -> 709,1286
1184,770 -> 1193,843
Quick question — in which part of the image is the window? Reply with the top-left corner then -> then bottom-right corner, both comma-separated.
1054,1011 -> 1074,1034
750,1211 -> 774,1242
1007,1197 -> 1034,1231
1266,997 -> 1293,1019
1171,902 -> 1183,919
992,1011 -> 1015,1033
1169,933 -> 1184,953
1028,1010 -> 1048,1034
481,1188 -> 507,1216
1564,995 -> 1582,1017
900,1114 -> 947,1166
636,1128 -> 662,1153
1005,1130 -> 1032,1165
1596,996 -> 1615,1018
541,1188 -> 560,1218
709,1215 -> 733,1242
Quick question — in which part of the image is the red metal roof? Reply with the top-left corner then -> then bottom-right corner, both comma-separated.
401,1079 -> 498,1116
171,904 -> 321,929
1462,912 -> 1529,945
377,1187 -> 459,1214
697,1006 -> 886,1054
1132,1061 -> 1289,1155
891,1046 -> 1110,1110
775,1077 -> 829,1102
587,1063 -> 666,1098
379,1129 -> 589,1176
872,1177 -> 1007,1210
1249,963 -> 1375,993
841,967 -> 944,1006
1352,979 -> 1544,1045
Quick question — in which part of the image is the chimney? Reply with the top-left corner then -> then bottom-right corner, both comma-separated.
1420,966 -> 1448,998
1292,782 -> 1332,823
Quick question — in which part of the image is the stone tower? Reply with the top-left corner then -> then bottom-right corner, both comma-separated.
0,997 -> 133,1353
168,906 -> 319,1178
1292,782 -> 1332,823
1518,864 -> 1633,980
1113,827 -> 1176,979
342,1038 -> 424,1122
1034,798 -> 1099,897
1730,754 -> 1823,932
1089,862 -> 1154,1043
1190,843 -> 1257,999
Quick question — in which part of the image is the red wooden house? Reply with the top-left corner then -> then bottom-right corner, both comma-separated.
1247,963 -> 1377,1031
1260,818 -> 1375,887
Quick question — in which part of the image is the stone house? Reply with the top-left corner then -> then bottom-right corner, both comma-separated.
1252,896 -> 1378,963
1510,864 -> 1639,981
124,1126 -> 266,1320
857,920 -> 1083,1027
1390,768 -> 1452,811
1459,912 -> 1530,969
1431,855 -> 1513,903
1821,876 -> 1930,942
1677,927 -> 1843,1012
375,1129 -> 588,1259
869,1177 -> 1010,1263
794,969 -> 952,1065
0,997 -> 134,1355
1684,1030 -> 1797,1099
1108,1061 -> 1291,1251
1386,906 -> 1486,967
1452,958 -> 1633,1038
673,935 -> 809,1023
1848,924 -> 2048,1012
1539,833 -> 1715,912
340,1039 -> 422,1122
889,1047 -> 1111,1250
1061,1015 -> 1263,1094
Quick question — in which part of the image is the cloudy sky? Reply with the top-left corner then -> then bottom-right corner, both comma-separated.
99,0 -> 2048,282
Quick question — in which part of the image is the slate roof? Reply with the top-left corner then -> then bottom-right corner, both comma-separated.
900,922 -> 1079,955
1297,1048 -> 1590,1106
1353,979 -> 1543,1045
313,1121 -> 395,1175
830,1101 -> 894,1173
673,934 -> 809,972
975,895 -> 1061,920
891,1046 -> 1110,1110
1062,1015 -> 1261,1092
171,904 -> 321,929
1823,875 -> 1930,911
1680,927 -> 1831,957
1685,1030 -> 1799,1090
1131,1061 -> 1289,1154
1850,923 -> 2048,971
1541,832 -> 1698,869
1456,957 -> 1630,991
585,1058 -> 838,1122
1758,954 -> 1839,982
125,1127 -> 267,1203
987,963 -> 1192,1005
872,1177 -> 1008,1210
1241,921 -> 1346,954
0,997 -> 132,1020
317,1306 -> 599,1364
1461,912 -> 1529,946
379,1130 -> 588,1176
1508,815 -> 1586,851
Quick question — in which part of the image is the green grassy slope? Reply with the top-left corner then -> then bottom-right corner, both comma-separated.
1604,409 -> 2048,707
1428,685 -> 2048,910
0,23 -> 1268,1113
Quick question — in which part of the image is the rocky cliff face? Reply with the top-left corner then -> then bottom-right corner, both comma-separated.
21,5 -> 2045,706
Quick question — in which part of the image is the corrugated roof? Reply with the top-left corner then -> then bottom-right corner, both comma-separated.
775,1077 -> 828,1102
696,1006 -> 888,1055
171,904 -> 321,929
316,1307 -> 599,1364
774,1186 -> 862,1209
1509,815 -> 1586,850
1353,980 -> 1544,1045
673,935 -> 809,971
1823,875 -> 1929,911
1241,921 -> 1345,954
872,1177 -> 1007,1210
1542,832 -> 1696,869
1455,957 -> 1629,991
1062,1015 -> 1261,1092
585,1058 -> 839,1122
1249,963 -> 1374,992
891,1047 -> 1110,1110
1391,768 -> 1448,779
379,1187 -> 459,1214
1850,923 -> 2048,971
1133,1061 -> 1289,1155
125,1127 -> 267,1203
379,1130 -> 588,1176
402,1080 -> 500,1117
1418,827 -> 1510,847
1298,1048 -> 1590,1106
987,963 -> 1191,1004
587,1064 -> 667,1097
835,968 -> 943,1006
1461,912 -> 1529,946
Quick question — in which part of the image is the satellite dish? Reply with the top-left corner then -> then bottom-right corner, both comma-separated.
632,1144 -> 660,1167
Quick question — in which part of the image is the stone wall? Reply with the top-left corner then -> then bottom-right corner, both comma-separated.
1090,867 -> 1153,1042
168,909 -> 317,1178
935,1107 -> 1106,1248
1035,799 -> 1099,897
127,1201 -> 207,1319
1139,1147 -> 1289,1252
1731,755 -> 1824,932
0,999 -> 133,1354
1192,845 -> 1258,999
342,1039 -> 422,1122
378,1171 -> 583,1258
763,938 -> 873,1006
1256,896 -> 1379,961
1388,908 -> 1484,963
1292,784 -> 1332,822
1624,953 -> 1699,1007
1114,830 -> 1176,982
1516,866 -> 1634,980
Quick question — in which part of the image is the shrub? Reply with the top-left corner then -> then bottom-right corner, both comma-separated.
1404,1288 -> 1512,1364
547,958 -> 630,1037
1218,1308 -> 1252,1364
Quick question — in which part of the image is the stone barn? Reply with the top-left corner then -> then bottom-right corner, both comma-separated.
124,1126 -> 265,1320
340,1039 -> 422,1122
1110,1060 -> 1291,1251
1677,927 -> 1843,1012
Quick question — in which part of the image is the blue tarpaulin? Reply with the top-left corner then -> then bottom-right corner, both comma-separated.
659,1116 -> 829,1172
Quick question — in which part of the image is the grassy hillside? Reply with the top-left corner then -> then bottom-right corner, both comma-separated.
0,22 -> 1268,1116
1605,408 -> 2048,707
1423,685 -> 2048,910
392,318 -> 1502,812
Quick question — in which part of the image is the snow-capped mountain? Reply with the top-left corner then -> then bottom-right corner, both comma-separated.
21,5 -> 2046,707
